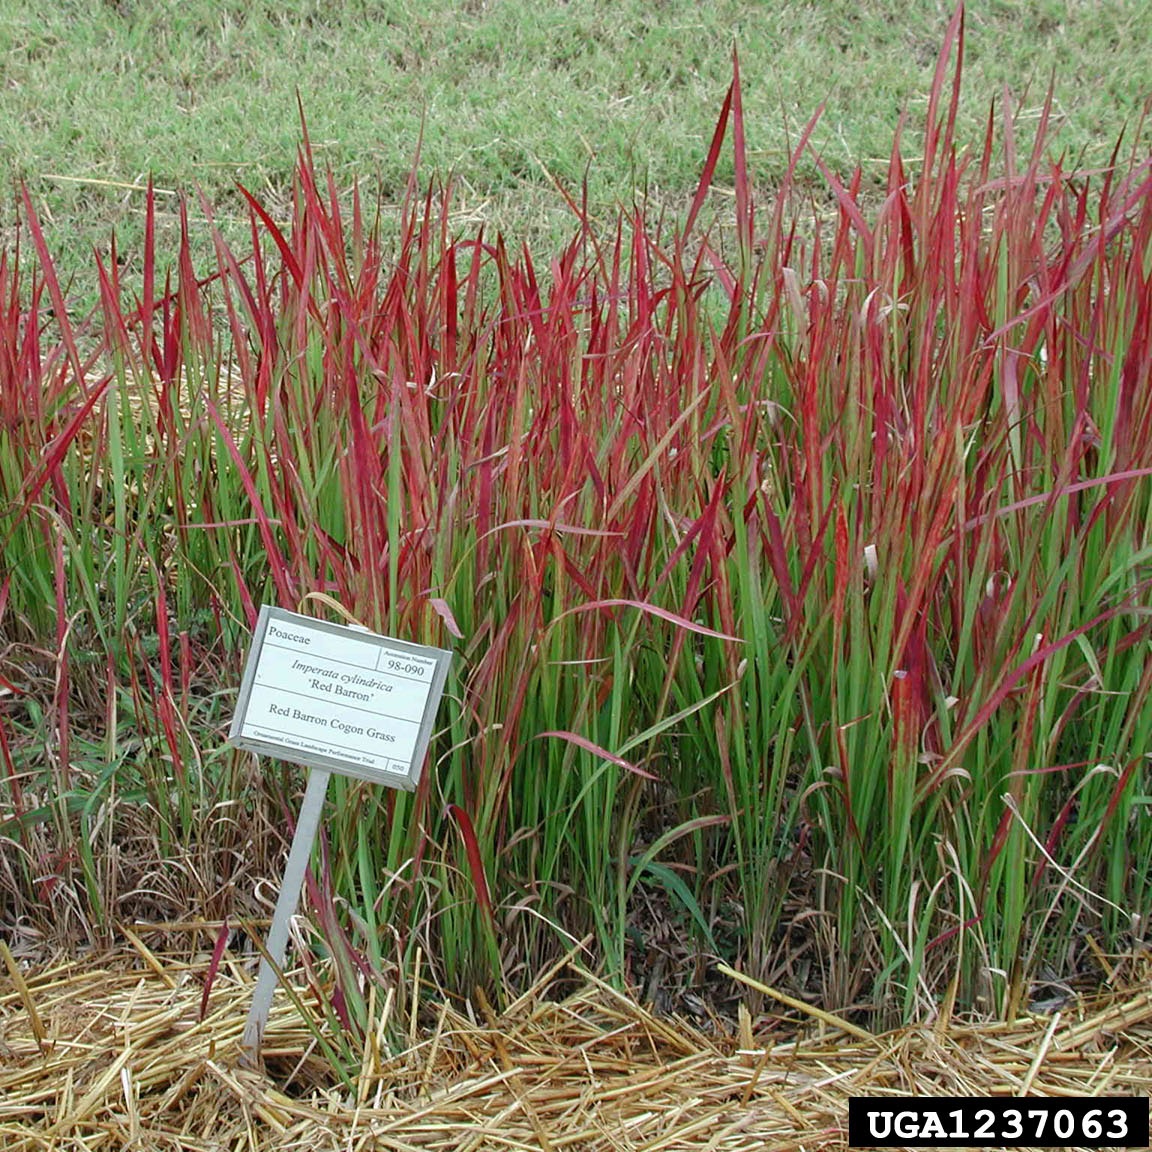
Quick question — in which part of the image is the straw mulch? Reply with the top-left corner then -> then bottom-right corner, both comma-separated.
2,936 -> 1151,1151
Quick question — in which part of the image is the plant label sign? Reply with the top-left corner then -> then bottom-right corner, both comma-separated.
230,605 -> 451,789
232,605 -> 451,1064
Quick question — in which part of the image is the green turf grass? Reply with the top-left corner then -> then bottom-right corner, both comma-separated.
1,0 -> 1148,307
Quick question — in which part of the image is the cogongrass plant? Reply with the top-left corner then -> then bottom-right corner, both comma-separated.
1,11 -> 1150,1040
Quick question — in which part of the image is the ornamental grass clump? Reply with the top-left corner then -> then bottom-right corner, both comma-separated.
1,10 -> 1150,1034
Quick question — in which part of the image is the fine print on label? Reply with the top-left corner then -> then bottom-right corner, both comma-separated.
229,606 -> 451,789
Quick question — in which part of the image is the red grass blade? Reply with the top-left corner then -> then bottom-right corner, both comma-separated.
683,79 -> 733,237
445,804 -> 493,921
198,920 -> 230,1022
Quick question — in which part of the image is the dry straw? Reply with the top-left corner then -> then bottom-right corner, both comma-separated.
2,940 -> 1150,1151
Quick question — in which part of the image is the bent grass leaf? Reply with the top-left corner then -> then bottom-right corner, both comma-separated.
536,730 -> 652,779
629,858 -> 719,953
551,599 -> 741,643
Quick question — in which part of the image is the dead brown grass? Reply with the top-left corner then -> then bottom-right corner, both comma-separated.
1,938 -> 1150,1151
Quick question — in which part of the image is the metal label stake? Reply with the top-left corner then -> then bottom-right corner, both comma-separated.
241,766 -> 331,1063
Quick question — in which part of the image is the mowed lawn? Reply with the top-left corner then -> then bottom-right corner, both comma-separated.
1,0 -> 1148,298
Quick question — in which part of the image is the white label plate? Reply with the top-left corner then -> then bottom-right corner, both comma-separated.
229,606 -> 451,788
